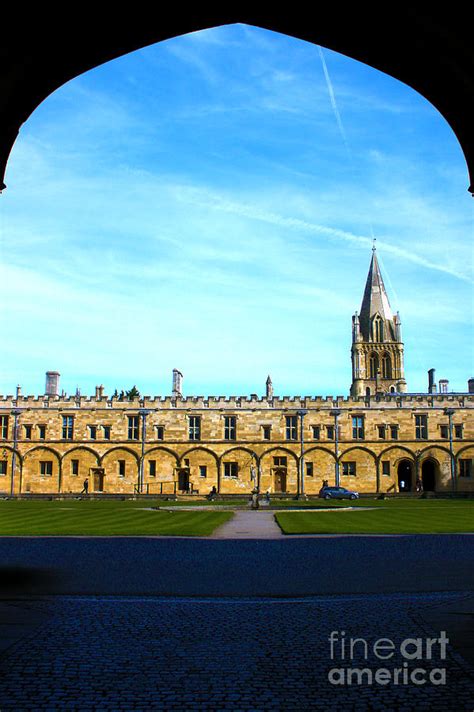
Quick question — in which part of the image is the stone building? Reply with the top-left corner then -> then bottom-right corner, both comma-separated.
1,250 -> 473,496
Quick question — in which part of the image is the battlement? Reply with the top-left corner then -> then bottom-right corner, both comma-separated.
1,392 -> 473,410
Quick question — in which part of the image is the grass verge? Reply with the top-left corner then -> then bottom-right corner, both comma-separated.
0,500 -> 233,536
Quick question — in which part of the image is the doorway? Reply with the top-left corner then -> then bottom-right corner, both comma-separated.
421,460 -> 437,491
397,460 -> 412,492
91,468 -> 105,492
274,469 -> 287,493
177,468 -> 190,492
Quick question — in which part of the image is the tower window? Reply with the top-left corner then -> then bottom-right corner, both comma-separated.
373,317 -> 384,342
103,425 -> 111,440
455,425 -> 463,439
369,354 -> 378,379
88,425 -> 97,440
38,425 -> 46,440
377,425 -> 386,439
155,425 -> 164,440
262,426 -> 272,441
381,354 -> 392,379
440,425 -> 449,439
389,425 -> 399,440
326,425 -> 334,440
311,425 -> 320,440
24,424 -> 32,440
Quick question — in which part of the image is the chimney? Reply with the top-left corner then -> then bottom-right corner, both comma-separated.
266,375 -> 274,399
95,385 -> 104,399
45,371 -> 60,396
172,369 -> 183,397
16,385 -> 22,399
439,379 -> 449,394
468,378 -> 474,394
428,368 -> 437,394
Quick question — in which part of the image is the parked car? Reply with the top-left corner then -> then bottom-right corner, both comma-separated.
318,486 -> 359,500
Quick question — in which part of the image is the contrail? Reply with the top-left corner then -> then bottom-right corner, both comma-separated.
318,46 -> 352,162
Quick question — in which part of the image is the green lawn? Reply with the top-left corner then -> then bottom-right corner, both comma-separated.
0,500 -> 233,536
275,499 -> 474,534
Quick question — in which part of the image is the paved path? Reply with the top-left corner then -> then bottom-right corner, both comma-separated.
1,536 -> 473,597
211,510 -> 284,538
0,592 -> 473,711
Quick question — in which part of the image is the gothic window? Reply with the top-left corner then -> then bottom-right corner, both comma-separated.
369,354 -> 378,379
373,316 -> 384,342
381,354 -> 392,379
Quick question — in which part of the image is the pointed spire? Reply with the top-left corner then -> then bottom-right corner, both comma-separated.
359,245 -> 393,340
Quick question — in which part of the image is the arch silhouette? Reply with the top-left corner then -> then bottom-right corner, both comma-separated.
61,446 -> 101,462
144,446 -> 180,462
179,446 -> 219,464
23,445 -> 61,463
304,446 -> 337,462
99,446 -> 140,465
0,445 -> 23,465
2,14 -> 473,193
377,445 -> 416,463
219,446 -> 259,465
339,446 -> 377,462
259,446 -> 299,464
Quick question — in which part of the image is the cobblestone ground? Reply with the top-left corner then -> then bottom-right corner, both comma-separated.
0,593 -> 473,711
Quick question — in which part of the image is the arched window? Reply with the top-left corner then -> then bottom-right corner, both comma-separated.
373,316 -> 384,342
369,353 -> 378,378
382,353 -> 392,379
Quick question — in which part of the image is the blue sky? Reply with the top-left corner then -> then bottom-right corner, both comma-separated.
0,23 -> 472,397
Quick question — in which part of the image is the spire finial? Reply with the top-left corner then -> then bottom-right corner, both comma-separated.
372,238 -> 376,253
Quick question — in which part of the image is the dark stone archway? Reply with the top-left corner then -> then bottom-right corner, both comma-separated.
422,459 -> 437,492
397,459 -> 413,492
1,9 -> 473,193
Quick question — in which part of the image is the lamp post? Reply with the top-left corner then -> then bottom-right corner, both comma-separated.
10,409 -> 20,496
444,408 -> 456,494
330,409 -> 341,487
296,410 -> 308,498
138,409 -> 150,494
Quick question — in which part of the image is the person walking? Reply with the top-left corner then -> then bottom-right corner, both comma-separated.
81,478 -> 89,495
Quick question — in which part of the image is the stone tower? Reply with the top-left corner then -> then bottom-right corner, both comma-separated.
350,246 -> 407,397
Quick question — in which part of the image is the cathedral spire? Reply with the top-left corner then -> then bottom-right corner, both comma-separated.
350,247 -> 407,397
358,244 -> 393,341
